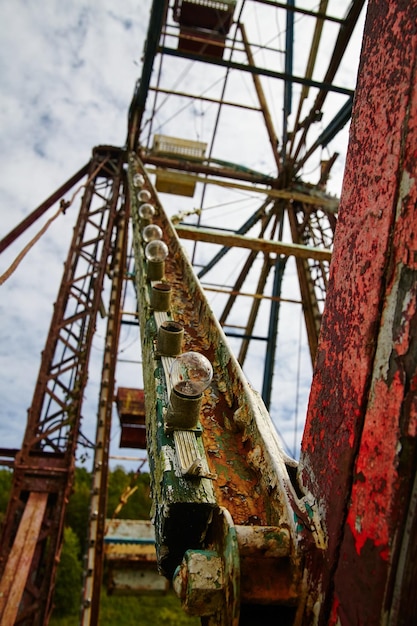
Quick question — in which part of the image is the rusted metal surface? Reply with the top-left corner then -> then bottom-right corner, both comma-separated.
298,2 -> 417,623
129,152 -> 336,621
143,158 -> 339,209
81,198 -> 129,626
0,147 -> 125,625
174,224 -> 332,262
173,508 -> 240,624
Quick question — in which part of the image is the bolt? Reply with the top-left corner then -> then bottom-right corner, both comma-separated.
173,550 -> 224,617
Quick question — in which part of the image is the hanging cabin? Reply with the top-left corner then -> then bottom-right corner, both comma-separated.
173,0 -> 237,58
116,388 -> 147,449
104,519 -> 169,595
152,134 -> 207,196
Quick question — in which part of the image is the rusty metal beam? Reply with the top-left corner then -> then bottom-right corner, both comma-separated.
239,22 -> 282,173
148,85 -> 261,112
292,0 -> 365,164
202,284 -> 301,304
175,224 -> 332,262
287,206 -> 323,364
129,153 -> 310,623
127,0 -> 168,150
250,0 -> 344,23
0,147 -> 124,624
143,154 -> 274,185
290,0 -> 328,155
238,254 -> 272,367
298,2 -> 417,622
146,164 -> 339,210
82,191 -> 130,625
158,46 -> 354,98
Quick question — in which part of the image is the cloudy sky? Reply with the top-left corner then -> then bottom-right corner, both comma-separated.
0,1 -> 366,470
0,1 -> 153,469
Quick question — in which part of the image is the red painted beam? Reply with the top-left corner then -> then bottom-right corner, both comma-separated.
298,1 -> 417,623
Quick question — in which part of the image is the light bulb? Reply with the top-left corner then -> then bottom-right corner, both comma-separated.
142,224 -> 163,242
170,352 -> 213,397
133,173 -> 145,187
139,203 -> 156,220
145,240 -> 168,262
137,189 -> 151,203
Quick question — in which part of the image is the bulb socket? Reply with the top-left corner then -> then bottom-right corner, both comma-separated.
157,321 -> 184,356
151,283 -> 172,311
165,388 -> 202,430
147,259 -> 165,281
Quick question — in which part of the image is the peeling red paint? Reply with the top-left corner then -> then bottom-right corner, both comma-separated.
347,373 -> 403,557
298,1 -> 417,623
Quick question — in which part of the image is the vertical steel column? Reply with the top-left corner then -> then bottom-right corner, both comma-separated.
127,0 -> 168,150
283,0 -> 294,155
261,255 -> 287,409
287,204 -> 323,365
298,2 -> 417,623
81,186 -> 129,625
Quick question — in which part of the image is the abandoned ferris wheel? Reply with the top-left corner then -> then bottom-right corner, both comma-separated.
1,1 -> 417,625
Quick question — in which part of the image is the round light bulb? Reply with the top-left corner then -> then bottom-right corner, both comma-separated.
139,203 -> 156,220
137,189 -> 151,203
133,173 -> 145,187
145,240 -> 169,262
170,352 -> 213,397
142,224 -> 163,242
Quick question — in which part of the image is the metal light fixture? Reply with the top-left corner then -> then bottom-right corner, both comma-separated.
157,321 -> 184,356
145,240 -> 168,281
139,202 -> 155,219
133,173 -> 145,187
138,202 -> 156,227
142,224 -> 163,242
165,351 -> 213,430
150,282 -> 172,311
137,189 -> 151,203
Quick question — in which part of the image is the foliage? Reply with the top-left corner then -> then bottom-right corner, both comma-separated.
106,466 -> 151,521
1,466 -> 194,625
65,466 -> 91,557
98,589 -> 200,626
53,526 -> 83,615
0,468 -> 12,526
50,589 -> 200,626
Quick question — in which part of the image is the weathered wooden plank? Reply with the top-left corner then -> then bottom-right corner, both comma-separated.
0,492 -> 48,624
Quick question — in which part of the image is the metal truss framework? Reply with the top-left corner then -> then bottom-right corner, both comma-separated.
0,147 -> 126,625
0,2 -> 416,626
127,0 -> 365,410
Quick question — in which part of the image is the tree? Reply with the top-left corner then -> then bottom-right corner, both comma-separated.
0,468 -> 12,527
107,467 -> 152,521
65,466 -> 91,557
53,526 -> 83,616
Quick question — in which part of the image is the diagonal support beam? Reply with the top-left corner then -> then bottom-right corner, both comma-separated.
175,224 -> 332,262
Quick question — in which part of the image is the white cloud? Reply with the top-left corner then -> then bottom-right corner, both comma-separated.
0,0 -> 365,469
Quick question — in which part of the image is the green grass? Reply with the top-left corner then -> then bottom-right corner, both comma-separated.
50,589 -> 200,625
